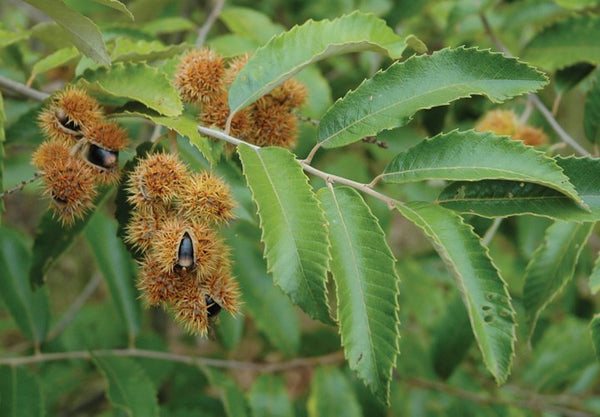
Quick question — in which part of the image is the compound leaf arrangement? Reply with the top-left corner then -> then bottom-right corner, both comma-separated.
1,2 -> 600,416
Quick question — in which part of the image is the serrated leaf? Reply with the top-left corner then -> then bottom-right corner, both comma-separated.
80,62 -> 182,117
554,63 -> 595,96
220,7 -> 284,44
0,366 -> 44,417
226,224 -> 300,354
584,72 -> 600,144
24,0 -> 110,65
248,374 -> 294,417
201,367 -> 249,417
438,156 -> 600,222
228,11 -> 408,114
31,47 -> 80,79
237,145 -> 332,324
307,367 -> 362,417
523,220 -> 593,337
523,14 -> 600,71
29,187 -> 111,288
0,29 -> 29,48
111,38 -> 189,62
92,0 -> 134,20
317,186 -> 399,403
382,130 -> 583,206
394,201 -> 516,383
93,355 -> 159,417
0,227 -> 49,343
591,314 -> 600,360
84,211 -> 142,340
589,250 -> 600,294
431,293 -> 474,380
317,47 -> 547,149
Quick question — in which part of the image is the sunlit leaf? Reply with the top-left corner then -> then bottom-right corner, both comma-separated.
0,29 -> 29,48
111,38 -> 188,62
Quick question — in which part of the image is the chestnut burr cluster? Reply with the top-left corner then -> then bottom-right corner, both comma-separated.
174,48 -> 308,149
125,152 -> 240,335
33,86 -> 128,224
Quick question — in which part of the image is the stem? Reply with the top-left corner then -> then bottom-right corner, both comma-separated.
196,0 -> 226,48
481,218 -> 502,246
0,172 -> 42,200
478,13 -> 590,157
0,74 -> 49,101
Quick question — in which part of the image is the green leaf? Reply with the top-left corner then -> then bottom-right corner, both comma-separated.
523,14 -> 600,71
91,0 -> 134,20
226,224 -> 301,354
248,374 -> 294,417
141,17 -> 195,35
591,314 -> 600,361
307,367 -> 362,417
214,311 -> 244,351
237,145 -> 332,324
589,250 -> 600,295
523,220 -> 593,337
24,0 -> 110,65
394,201 -> 516,383
431,293 -> 474,380
317,186 -> 399,403
584,72 -> 600,144
220,7 -> 284,44
0,366 -> 44,417
317,47 -> 547,149
0,92 -> 5,220
29,187 -> 111,288
554,63 -> 595,97
80,62 -> 183,117
207,34 -> 260,57
228,11 -> 408,114
84,211 -> 142,340
93,355 -> 159,417
0,227 -> 49,343
382,130 -> 583,206
201,367 -> 249,417
0,29 -> 29,48
111,38 -> 189,62
30,46 -> 80,80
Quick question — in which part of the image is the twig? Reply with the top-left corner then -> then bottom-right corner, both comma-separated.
197,125 -> 401,209
0,74 -> 49,101
478,13 -> 590,157
298,115 -> 320,126
0,172 -> 42,200
0,348 -> 344,372
196,0 -> 226,48
482,218 -> 502,246
362,136 -> 388,149
405,376 -> 594,417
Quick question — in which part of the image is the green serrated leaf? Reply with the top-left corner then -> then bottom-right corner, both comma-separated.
0,29 -> 29,49
383,130 -> 583,206
29,187 -> 111,288
589,250 -> 600,294
91,0 -> 134,20
318,47 -> 547,149
31,47 -> 80,79
523,220 -> 593,337
0,366 -> 45,417
438,156 -> 600,222
24,0 -> 110,65
93,355 -> 159,417
84,211 -> 142,340
307,367 -> 362,417
237,145 -> 332,324
584,72 -> 600,144
0,227 -> 49,343
523,13 -> 600,71
226,224 -> 300,354
591,314 -> 600,361
80,62 -> 182,116
248,374 -> 294,417
220,7 -> 285,44
317,186 -> 399,403
394,201 -> 516,383
201,367 -> 249,417
228,11 -> 408,114
111,38 -> 189,62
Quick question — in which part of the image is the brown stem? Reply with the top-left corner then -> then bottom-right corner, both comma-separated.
0,172 -> 42,200
196,0 -> 226,48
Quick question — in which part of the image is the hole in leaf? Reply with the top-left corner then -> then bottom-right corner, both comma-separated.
484,315 -> 494,323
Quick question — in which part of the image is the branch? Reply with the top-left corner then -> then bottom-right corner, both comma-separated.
0,172 -> 42,200
478,13 -> 590,157
197,125 -> 401,209
196,0 -> 226,48
0,74 -> 49,101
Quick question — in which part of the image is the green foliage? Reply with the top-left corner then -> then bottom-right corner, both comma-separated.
584,72 -> 600,144
30,47 -> 80,80
318,186 -> 399,403
592,314 -> 600,360
317,47 -> 547,149
248,374 -> 294,417
201,367 -> 250,417
238,144 -> 332,324
0,366 -> 44,417
307,367 -> 362,417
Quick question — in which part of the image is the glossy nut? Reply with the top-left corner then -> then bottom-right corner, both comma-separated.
205,294 -> 222,317
176,232 -> 195,269
86,143 -> 118,170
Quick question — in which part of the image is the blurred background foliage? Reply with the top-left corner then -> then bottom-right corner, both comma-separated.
1,0 -> 600,416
